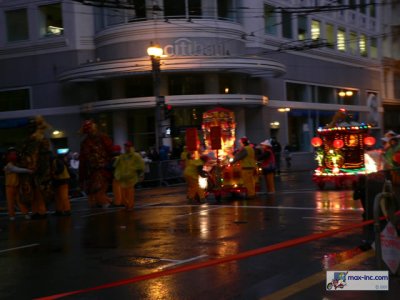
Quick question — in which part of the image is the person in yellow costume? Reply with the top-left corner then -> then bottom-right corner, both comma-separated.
113,141 -> 145,211
184,153 -> 209,204
52,151 -> 71,216
231,136 -> 257,199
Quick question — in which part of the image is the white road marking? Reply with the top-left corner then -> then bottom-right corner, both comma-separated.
0,243 -> 40,254
159,254 -> 208,270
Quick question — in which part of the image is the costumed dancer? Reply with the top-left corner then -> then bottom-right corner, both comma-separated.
258,140 -> 276,193
19,116 -> 53,219
231,136 -> 257,199
79,120 -> 113,208
3,147 -> 33,220
113,141 -> 145,211
52,150 -> 71,216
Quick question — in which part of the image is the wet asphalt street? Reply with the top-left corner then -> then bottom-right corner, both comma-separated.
0,167 -> 399,300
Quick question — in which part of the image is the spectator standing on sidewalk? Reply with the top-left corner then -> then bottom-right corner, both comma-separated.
283,145 -> 292,169
113,141 -> 145,211
270,137 -> 282,175
110,144 -> 123,207
3,147 -> 33,221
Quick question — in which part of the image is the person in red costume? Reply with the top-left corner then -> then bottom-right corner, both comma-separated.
79,120 -> 113,208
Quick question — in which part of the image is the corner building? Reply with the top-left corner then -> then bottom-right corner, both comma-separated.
0,0 -> 397,153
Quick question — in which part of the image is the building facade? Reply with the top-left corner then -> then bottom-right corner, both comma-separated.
0,0 -> 398,154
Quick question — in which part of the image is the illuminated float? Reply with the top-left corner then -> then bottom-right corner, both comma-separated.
311,108 -> 377,189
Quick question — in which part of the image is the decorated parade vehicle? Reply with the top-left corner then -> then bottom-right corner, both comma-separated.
311,109 -> 377,189
185,107 -> 259,201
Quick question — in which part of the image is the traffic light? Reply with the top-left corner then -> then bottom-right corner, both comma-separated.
164,104 -> 173,119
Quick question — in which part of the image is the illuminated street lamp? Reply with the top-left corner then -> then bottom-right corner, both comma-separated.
147,43 -> 164,151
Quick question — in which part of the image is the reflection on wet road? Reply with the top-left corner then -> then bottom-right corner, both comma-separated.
0,171 -> 397,300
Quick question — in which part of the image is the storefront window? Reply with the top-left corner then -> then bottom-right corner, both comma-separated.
39,3 -> 63,37
168,75 -> 205,95
5,8 -> 29,42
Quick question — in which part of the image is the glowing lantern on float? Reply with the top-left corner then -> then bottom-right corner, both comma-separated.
393,152 -> 400,164
333,139 -> 344,149
363,136 -> 376,147
311,137 -> 323,147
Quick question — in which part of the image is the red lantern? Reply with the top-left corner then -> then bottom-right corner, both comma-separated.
364,136 -> 376,147
333,139 -> 344,149
311,137 -> 322,147
393,152 -> 400,164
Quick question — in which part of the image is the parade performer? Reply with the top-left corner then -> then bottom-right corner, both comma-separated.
113,141 -> 145,211
258,140 -> 276,193
3,148 -> 33,220
231,137 -> 257,199
111,144 -> 123,207
79,120 -> 113,208
183,153 -> 209,204
19,116 -> 53,219
52,151 -> 71,216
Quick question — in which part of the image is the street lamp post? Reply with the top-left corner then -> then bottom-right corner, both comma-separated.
147,44 -> 164,152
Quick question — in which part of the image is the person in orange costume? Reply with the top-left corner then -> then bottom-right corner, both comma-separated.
52,151 -> 71,216
231,136 -> 257,199
79,120 -> 113,208
3,148 -> 33,221
113,141 -> 145,211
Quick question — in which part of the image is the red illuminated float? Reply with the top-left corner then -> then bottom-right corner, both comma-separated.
311,109 -> 376,189
201,107 -> 257,200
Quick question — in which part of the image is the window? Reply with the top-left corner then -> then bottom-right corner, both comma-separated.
349,31 -> 357,54
394,73 -> 400,99
311,20 -> 320,40
359,34 -> 367,56
317,86 -> 335,104
282,10 -> 292,39
39,3 -> 63,37
360,0 -> 367,14
325,23 -> 335,48
0,89 -> 30,111
370,2 -> 376,18
286,83 -> 309,102
370,37 -> 378,58
337,28 -> 346,51
168,74 -> 205,95
264,4 -> 277,35
349,0 -> 356,10
5,9 -> 29,42
218,0 -> 235,21
297,15 -> 307,40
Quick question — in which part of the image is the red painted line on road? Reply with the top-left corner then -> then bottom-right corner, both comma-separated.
35,213 -> 396,300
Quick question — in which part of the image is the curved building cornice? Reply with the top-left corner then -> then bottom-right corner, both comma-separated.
58,56 -> 286,82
